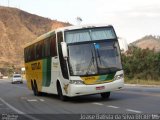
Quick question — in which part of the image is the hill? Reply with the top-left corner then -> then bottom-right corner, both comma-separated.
131,35 -> 160,52
0,6 -> 70,68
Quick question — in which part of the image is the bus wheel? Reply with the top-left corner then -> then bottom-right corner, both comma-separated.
31,80 -> 36,95
33,80 -> 41,96
101,92 -> 110,99
32,81 -> 37,96
57,82 -> 67,101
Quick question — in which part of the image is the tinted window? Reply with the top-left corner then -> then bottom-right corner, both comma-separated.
44,39 -> 51,57
57,32 -> 69,79
65,27 -> 116,43
51,35 -> 57,57
35,41 -> 43,59
24,34 -> 56,62
68,40 -> 122,76
24,48 -> 27,62
13,75 -> 21,78
26,46 -> 33,62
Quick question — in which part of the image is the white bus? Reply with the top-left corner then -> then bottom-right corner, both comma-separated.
24,24 -> 124,101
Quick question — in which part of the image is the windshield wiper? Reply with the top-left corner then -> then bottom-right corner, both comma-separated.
86,50 -> 96,75
96,48 -> 102,65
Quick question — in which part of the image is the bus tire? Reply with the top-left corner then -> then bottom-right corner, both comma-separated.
57,82 -> 67,101
33,80 -> 41,96
32,81 -> 37,96
31,80 -> 36,96
101,92 -> 110,99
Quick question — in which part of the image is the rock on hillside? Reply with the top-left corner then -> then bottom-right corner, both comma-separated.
0,6 -> 70,68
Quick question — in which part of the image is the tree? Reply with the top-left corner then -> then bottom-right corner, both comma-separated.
122,46 -> 160,81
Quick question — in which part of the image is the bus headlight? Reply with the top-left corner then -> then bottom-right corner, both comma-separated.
114,74 -> 124,81
69,80 -> 84,85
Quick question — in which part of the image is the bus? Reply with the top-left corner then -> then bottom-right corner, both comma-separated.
24,24 -> 124,101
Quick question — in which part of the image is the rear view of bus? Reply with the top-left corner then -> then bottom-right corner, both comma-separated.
60,24 -> 124,99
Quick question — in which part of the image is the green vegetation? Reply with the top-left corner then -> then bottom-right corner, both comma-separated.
122,46 -> 160,85
125,79 -> 160,85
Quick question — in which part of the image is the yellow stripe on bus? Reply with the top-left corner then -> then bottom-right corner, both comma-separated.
25,60 -> 43,91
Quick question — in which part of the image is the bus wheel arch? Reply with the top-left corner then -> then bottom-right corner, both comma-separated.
32,80 -> 41,96
56,80 -> 67,101
31,80 -> 34,90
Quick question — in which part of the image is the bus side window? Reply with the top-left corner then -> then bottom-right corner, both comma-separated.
44,39 -> 51,57
28,46 -> 32,62
36,43 -> 39,59
57,32 -> 69,79
35,41 -> 43,60
51,35 -> 57,57
27,47 -> 30,62
31,45 -> 35,61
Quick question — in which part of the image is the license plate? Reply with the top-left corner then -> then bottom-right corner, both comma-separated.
96,86 -> 105,90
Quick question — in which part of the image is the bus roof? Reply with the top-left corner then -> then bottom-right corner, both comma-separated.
24,24 -> 112,48
56,23 -> 112,32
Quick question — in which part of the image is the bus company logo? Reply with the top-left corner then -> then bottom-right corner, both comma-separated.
84,76 -> 95,81
31,62 -> 41,70
63,84 -> 69,94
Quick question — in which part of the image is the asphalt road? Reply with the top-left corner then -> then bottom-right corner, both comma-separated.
0,78 -> 160,120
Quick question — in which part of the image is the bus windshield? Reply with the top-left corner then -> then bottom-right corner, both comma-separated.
68,40 -> 122,76
65,27 -> 116,43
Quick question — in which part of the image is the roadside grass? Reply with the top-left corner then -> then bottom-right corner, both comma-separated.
125,78 -> 160,86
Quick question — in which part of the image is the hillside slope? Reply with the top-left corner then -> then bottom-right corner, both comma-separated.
0,6 -> 70,68
131,35 -> 160,52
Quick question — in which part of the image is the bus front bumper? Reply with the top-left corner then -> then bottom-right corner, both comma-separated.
67,79 -> 124,97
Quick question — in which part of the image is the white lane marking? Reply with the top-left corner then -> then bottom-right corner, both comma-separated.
27,99 -> 37,102
92,102 -> 103,106
0,97 -> 39,120
0,98 -> 23,114
107,105 -> 119,109
23,97 -> 45,102
92,102 -> 143,114
39,99 -> 45,102
126,109 -> 142,113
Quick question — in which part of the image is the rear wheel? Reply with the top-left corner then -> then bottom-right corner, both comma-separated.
31,80 -> 41,96
31,80 -> 34,90
101,92 -> 110,99
31,80 -> 36,96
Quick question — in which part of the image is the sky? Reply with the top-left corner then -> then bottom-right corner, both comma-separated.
0,0 -> 160,43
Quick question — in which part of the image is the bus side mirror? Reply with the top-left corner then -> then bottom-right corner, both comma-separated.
61,42 -> 68,60
118,37 -> 128,52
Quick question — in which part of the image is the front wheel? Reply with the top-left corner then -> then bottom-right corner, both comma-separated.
101,92 -> 110,99
57,83 -> 67,101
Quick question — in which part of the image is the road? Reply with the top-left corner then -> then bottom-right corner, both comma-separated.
0,79 -> 160,120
